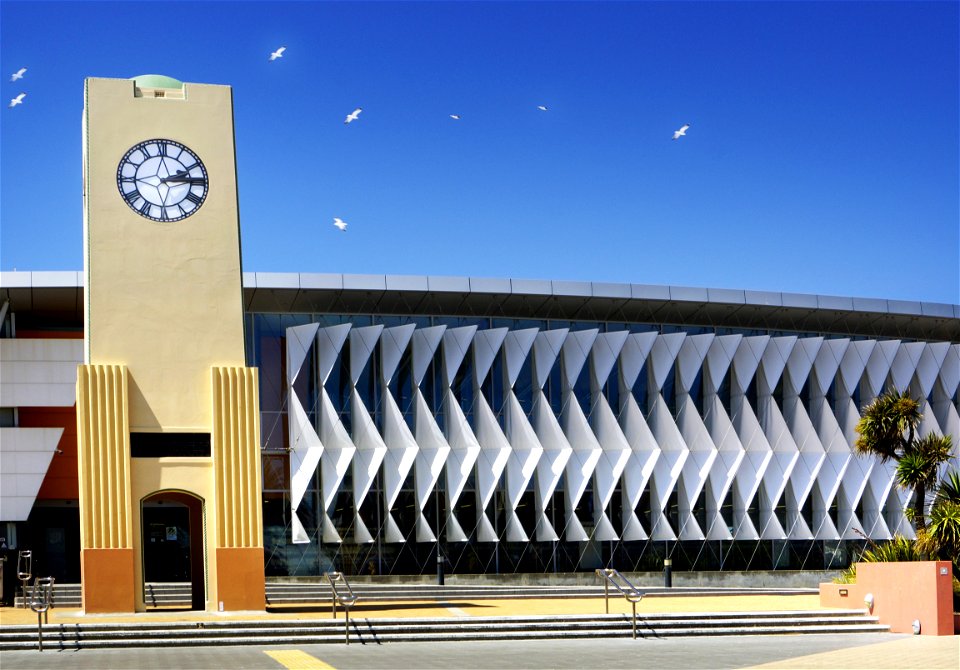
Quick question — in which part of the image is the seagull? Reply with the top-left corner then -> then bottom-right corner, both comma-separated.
537,105 -> 548,111
333,217 -> 348,231
10,67 -> 26,82
344,107 -> 362,124
672,123 -> 690,140
269,46 -> 286,61
9,93 -> 25,108
449,114 -> 461,120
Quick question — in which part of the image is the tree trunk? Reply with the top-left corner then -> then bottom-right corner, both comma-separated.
913,481 -> 926,531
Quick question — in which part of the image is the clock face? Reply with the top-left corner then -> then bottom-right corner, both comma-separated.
116,139 -> 208,222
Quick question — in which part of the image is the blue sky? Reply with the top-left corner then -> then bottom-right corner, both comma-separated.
2,1 -> 958,303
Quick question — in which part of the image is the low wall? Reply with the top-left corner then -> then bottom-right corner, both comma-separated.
269,570 -> 835,589
820,561 -> 954,636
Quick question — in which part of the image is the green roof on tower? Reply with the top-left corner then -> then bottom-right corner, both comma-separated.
130,74 -> 183,89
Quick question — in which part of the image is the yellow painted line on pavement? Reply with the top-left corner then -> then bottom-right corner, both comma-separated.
264,649 -> 336,670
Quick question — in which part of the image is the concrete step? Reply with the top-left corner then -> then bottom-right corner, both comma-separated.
15,582 -> 819,609
0,610 -> 887,650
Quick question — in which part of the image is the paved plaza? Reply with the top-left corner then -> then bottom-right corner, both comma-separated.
0,633 -> 957,669
1,594 -> 957,669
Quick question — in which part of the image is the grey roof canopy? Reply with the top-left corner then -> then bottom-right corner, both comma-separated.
2,271 -> 958,341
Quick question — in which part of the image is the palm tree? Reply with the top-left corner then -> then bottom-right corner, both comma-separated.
854,389 -> 954,530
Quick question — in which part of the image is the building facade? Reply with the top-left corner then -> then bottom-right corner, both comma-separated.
0,76 -> 958,609
3,270 -> 958,587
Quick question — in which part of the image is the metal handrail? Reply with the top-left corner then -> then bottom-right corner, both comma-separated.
17,551 -> 32,610
29,577 -> 53,652
595,568 -> 643,639
325,572 -> 359,645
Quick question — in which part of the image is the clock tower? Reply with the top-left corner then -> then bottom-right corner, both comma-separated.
78,76 -> 264,613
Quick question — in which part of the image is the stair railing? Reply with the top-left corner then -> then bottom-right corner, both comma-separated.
325,572 -> 358,645
29,577 -> 53,651
595,568 -> 644,639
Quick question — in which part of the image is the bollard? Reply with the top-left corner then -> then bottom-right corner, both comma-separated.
663,558 -> 672,588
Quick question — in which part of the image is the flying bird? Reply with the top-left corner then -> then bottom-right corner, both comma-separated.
9,93 -> 25,108
269,46 -> 286,61
344,108 -> 362,124
10,67 -> 26,81
333,217 -> 348,231
537,105 -> 548,111
449,114 -> 461,120
672,123 -> 690,140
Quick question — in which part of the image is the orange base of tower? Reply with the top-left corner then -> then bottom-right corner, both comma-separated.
81,548 -> 135,613
216,547 -> 265,611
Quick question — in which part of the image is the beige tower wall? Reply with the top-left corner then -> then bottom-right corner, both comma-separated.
83,77 -> 246,432
80,77 -> 263,613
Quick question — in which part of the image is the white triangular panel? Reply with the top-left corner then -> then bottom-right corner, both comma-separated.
443,388 -> 482,512
839,340 -> 876,396
591,395 -> 632,513
476,514 -> 498,542
292,513 -> 310,544
382,392 -> 419,514
676,394 -> 717,540
705,334 -> 742,394
380,323 -> 416,385
916,342 -> 950,398
350,325 -> 384,385
865,340 -> 901,398
504,390 -> 543,510
446,512 -> 468,543
504,512 -> 528,542
648,395 -> 687,540
474,395 -> 512,541
288,391 -> 323,544
812,339 -> 849,396
890,342 -> 925,393
413,389 -> 450,512
561,329 -> 599,390
620,331 -> 658,390
317,323 -> 352,385
785,337 -> 823,395
351,389 -> 387,509
317,390 -> 356,516
416,514 -> 436,543
561,389 -> 603,539
533,390 -> 572,532
733,335 -> 770,395
473,327 -> 509,387
286,323 -> 320,386
353,512 -> 374,544
937,344 -> 960,398
619,393 -> 659,541
384,512 -> 404,543
443,326 -> 478,387
591,331 -> 629,392
649,332 -> 686,391
504,328 -> 539,388
412,325 -> 446,386
533,329 -> 569,389
761,336 -> 797,395
321,514 -> 342,543
677,333 -> 714,392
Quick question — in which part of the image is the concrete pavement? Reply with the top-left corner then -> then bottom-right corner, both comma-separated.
1,593 -> 956,669
0,634 -> 957,669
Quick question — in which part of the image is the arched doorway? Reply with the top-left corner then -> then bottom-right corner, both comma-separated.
140,491 -> 205,610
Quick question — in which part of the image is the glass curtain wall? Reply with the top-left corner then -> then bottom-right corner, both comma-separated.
249,312 -> 871,577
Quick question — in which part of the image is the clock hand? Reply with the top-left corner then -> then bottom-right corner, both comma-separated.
161,175 -> 208,185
